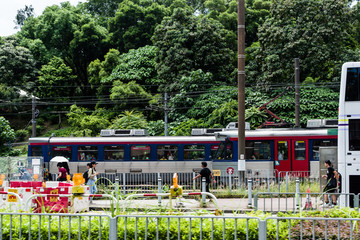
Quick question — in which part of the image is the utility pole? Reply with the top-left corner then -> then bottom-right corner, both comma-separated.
164,93 -> 168,136
237,0 -> 246,184
32,96 -> 36,137
295,58 -> 300,128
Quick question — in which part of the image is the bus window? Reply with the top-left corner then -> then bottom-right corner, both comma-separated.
131,145 -> 151,160
157,145 -> 178,160
52,146 -> 72,160
30,146 -> 42,156
345,67 -> 360,101
78,146 -> 98,161
104,146 -> 124,160
349,119 -> 360,151
211,142 -> 233,160
184,145 -> 205,160
245,141 -> 271,160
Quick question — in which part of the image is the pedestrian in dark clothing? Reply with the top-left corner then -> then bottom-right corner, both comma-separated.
193,162 -> 216,192
321,160 -> 338,206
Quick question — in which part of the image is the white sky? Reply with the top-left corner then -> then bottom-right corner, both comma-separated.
0,0 -> 83,37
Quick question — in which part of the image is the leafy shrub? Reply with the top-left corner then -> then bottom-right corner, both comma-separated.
15,129 -> 29,142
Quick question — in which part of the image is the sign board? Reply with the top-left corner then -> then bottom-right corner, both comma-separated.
213,170 -> 221,176
227,167 -> 234,175
7,189 -> 18,202
50,189 -> 59,202
238,159 -> 246,171
275,160 -> 280,166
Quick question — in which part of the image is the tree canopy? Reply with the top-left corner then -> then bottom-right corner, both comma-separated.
1,0 -> 360,145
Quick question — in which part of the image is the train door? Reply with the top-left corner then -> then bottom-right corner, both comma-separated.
291,140 -> 309,175
274,140 -> 291,174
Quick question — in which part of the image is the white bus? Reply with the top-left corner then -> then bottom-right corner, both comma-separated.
338,62 -> 360,207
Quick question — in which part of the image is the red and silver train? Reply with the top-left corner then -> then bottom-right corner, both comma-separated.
28,120 -> 337,176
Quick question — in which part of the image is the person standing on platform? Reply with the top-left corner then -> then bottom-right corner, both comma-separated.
193,162 -> 216,193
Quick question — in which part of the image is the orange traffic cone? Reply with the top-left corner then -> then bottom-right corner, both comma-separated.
303,187 -> 313,210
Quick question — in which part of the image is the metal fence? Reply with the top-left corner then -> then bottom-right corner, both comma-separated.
254,192 -> 360,212
89,170 -> 319,195
0,212 -> 359,240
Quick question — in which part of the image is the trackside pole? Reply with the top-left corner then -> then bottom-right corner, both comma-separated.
229,172 -> 232,193
248,179 -> 252,208
158,174 -> 162,207
296,178 -> 300,209
115,178 -> 119,201
202,177 -> 206,205
123,173 -> 126,195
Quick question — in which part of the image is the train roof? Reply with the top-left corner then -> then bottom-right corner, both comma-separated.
29,135 -> 218,145
29,127 -> 337,145
215,128 -> 337,140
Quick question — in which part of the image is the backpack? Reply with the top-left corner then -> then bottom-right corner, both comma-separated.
337,171 -> 342,193
83,170 -> 89,183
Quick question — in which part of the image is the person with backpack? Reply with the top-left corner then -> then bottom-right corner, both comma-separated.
87,161 -> 99,202
83,163 -> 91,184
321,160 -> 338,206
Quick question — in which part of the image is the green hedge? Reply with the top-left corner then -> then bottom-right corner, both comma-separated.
0,208 -> 359,239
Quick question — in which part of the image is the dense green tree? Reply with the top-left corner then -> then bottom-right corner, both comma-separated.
147,120 -> 165,136
20,2 -> 109,96
249,0 -> 353,86
104,45 -> 160,92
110,80 -> 153,109
110,111 -> 148,129
0,117 -> 15,155
269,84 -> 339,127
85,0 -> 122,17
67,105 -> 110,136
169,70 -> 213,120
108,0 -> 170,52
14,5 -> 34,29
0,37 -> 36,88
37,56 -> 77,100
186,85 -> 237,120
169,118 -> 208,136
153,8 -> 235,91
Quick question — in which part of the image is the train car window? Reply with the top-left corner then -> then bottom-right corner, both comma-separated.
277,141 -> 288,160
211,142 -> 233,160
349,119 -> 360,151
104,146 -> 124,160
131,145 -> 151,160
31,146 -> 42,156
345,67 -> 360,101
245,141 -> 271,160
157,145 -> 177,160
52,146 -> 72,160
312,140 -> 337,160
184,145 -> 205,160
294,141 -> 306,160
78,146 -> 98,161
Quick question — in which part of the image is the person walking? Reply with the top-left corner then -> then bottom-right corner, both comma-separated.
57,162 -> 67,182
321,160 -> 338,206
87,161 -> 98,202
193,162 -> 216,193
